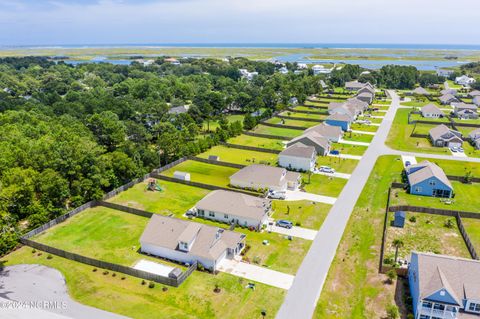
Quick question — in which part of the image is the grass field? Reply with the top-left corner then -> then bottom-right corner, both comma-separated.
252,125 -> 303,138
1,247 -> 285,319
302,173 -> 347,197
416,157 -> 480,176
160,160 -> 238,189
202,114 -> 245,132
384,212 -> 470,263
108,179 -> 209,216
330,143 -> 368,156
316,156 -> 359,174
279,111 -> 327,120
33,206 -> 181,268
197,145 -> 277,166
350,123 -> 379,132
391,181 -> 480,213
342,132 -> 374,143
462,219 -> 480,255
272,200 -> 331,230
315,155 -> 404,319
292,106 -> 329,113
264,117 -> 317,128
228,134 -> 286,150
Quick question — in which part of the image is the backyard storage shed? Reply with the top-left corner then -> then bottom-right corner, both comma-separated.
208,155 -> 220,161
173,171 -> 191,181
393,211 -> 406,228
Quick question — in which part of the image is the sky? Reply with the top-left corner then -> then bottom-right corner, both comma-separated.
0,0 -> 479,46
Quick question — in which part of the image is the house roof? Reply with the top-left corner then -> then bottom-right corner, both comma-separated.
357,92 -> 374,99
413,252 -> 480,305
429,124 -> 462,142
473,96 -> 480,106
345,81 -> 367,90
304,123 -> 343,139
229,164 -> 300,188
168,105 -> 189,114
440,89 -> 457,95
195,190 -> 270,221
289,131 -> 330,151
327,113 -> 352,122
406,160 -> 452,189
469,128 -> 480,140
328,102 -> 345,111
140,215 -> 245,261
358,86 -> 375,95
346,98 -> 369,110
469,90 -> 480,98
413,87 -> 430,95
421,104 -> 444,115
279,142 -> 316,158
453,102 -> 478,111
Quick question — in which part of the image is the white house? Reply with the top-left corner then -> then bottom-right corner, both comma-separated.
455,75 -> 476,87
279,66 -> 288,74
421,104 -> 445,118
190,190 -> 271,230
312,65 -> 332,75
278,142 -> 317,172
140,215 -> 245,271
436,69 -> 454,77
229,164 -> 301,192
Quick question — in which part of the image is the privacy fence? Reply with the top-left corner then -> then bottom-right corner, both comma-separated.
258,121 -> 307,131
242,131 -> 292,141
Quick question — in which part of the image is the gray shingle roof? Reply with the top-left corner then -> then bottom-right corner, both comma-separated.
279,142 -> 316,158
304,123 -> 343,139
230,164 -> 300,188
421,104 -> 444,116
327,113 -> 352,122
413,87 -> 430,95
407,160 -> 452,189
429,124 -> 462,143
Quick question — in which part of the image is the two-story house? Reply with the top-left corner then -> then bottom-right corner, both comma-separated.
406,161 -> 453,198
409,251 -> 480,319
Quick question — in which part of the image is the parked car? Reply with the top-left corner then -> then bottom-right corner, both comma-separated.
458,147 -> 464,153
330,150 -> 340,155
450,146 -> 459,152
267,190 -> 286,200
276,220 -> 293,229
405,161 -> 411,167
319,166 -> 335,174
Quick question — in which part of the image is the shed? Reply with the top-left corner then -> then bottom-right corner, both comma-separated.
168,267 -> 183,279
393,211 -> 406,228
173,171 -> 191,181
208,155 -> 220,161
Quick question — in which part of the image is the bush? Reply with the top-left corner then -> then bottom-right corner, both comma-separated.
31,249 -> 36,253
103,270 -> 109,275
141,280 -> 146,285
386,269 -> 397,284
148,282 -> 155,288
197,263 -> 205,271
46,254 -> 53,260
386,304 -> 399,319
407,314 -> 414,319
121,276 -> 126,280
253,256 -> 261,264
409,216 -> 416,223
92,268 -> 97,272
295,222 -> 301,227
112,273 -> 116,277
162,286 -> 168,292
444,219 -> 454,228
37,252 -> 42,256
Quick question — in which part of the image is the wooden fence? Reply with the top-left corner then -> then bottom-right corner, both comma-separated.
242,131 -> 292,141
379,188 -> 392,273
286,107 -> 327,115
219,142 -> 281,154
188,156 -> 245,169
276,114 -> 324,123
258,121 -> 307,131
456,214 -> 479,259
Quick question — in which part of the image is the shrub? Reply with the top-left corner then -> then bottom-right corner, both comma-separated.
46,254 -> 53,260
103,270 -> 109,275
148,282 -> 155,288
121,276 -> 126,280
253,256 -> 261,264
37,252 -> 42,256
386,304 -> 399,319
162,286 -> 168,292
141,280 -> 146,285
444,219 -> 454,228
295,222 -> 301,227
92,268 -> 97,272
31,249 -> 36,253
409,216 -> 416,223
386,269 -> 397,284
383,257 -> 394,265
112,273 -> 116,277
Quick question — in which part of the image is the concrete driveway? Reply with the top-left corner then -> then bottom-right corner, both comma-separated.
266,222 -> 318,241
314,171 -> 351,179
0,264 -> 128,319
350,129 -> 376,136
450,149 -> 468,157
401,155 -> 417,168
133,259 -> 174,276
327,153 -> 362,160
217,259 -> 294,290
284,190 -> 337,205
338,138 -> 370,147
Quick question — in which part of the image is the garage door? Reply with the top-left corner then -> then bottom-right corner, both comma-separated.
448,142 -> 462,148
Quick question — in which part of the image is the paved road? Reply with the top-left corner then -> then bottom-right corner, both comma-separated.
275,90 -> 401,319
0,264 -> 128,319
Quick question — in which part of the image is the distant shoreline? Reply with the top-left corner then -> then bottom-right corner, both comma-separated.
2,43 -> 480,51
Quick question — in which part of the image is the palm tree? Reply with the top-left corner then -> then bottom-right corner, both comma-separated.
392,239 -> 404,263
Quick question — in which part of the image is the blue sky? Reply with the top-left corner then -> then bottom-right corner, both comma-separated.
0,0 -> 479,46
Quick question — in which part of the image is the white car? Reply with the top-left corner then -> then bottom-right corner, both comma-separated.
450,147 -> 459,153
267,190 -> 286,199
318,166 -> 335,174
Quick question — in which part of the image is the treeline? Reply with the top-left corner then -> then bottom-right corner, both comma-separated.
0,56 -> 321,254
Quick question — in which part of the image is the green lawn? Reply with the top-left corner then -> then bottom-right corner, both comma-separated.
350,123 -> 378,132
108,179 -> 209,216
416,157 -> 480,176
391,181 -> 480,213
292,105 -> 328,113
330,143 -> 368,156
384,212 -> 470,264
33,206 -> 180,268
202,114 -> 245,132
356,116 -> 383,124
228,134 -> 286,150
280,111 -> 327,120
447,80 -> 462,90
252,125 -> 303,138
462,219 -> 480,255
264,117 -> 317,128
315,155 -> 405,318
198,145 -> 277,166
409,113 -> 450,124
160,160 -> 238,189
272,200 -> 331,230
342,132 -> 374,143
316,156 -> 359,174
302,173 -> 347,197
1,247 -> 285,319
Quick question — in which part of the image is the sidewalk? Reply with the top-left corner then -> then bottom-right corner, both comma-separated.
284,190 -> 337,204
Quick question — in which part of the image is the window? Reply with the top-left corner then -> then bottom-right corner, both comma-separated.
422,301 -> 433,308
420,315 -> 430,319
415,187 -> 422,193
209,211 -> 215,217
198,209 -> 204,216
224,214 -> 229,219
429,180 -> 436,186
433,303 -> 445,311
469,302 -> 480,312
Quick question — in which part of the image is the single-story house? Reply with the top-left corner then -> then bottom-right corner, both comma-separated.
440,88 -> 457,96
140,215 -> 246,271
439,94 -> 459,105
406,161 -> 453,198
421,104 -> 444,118
412,87 -> 430,95
304,123 -> 343,142
229,164 -> 301,192
408,252 -> 480,319
429,124 -> 463,148
278,142 -> 317,172
190,190 -> 271,230
289,97 -> 299,105
168,105 -> 190,115
436,69 -> 454,77
358,85 -> 375,96
453,102 -> 478,119
356,91 -> 374,104
345,81 -> 373,91
469,128 -> 480,149
455,75 -> 476,86
468,90 -> 480,98
287,131 -> 331,156
326,113 -> 352,131
346,98 -> 369,113
312,65 -> 332,75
